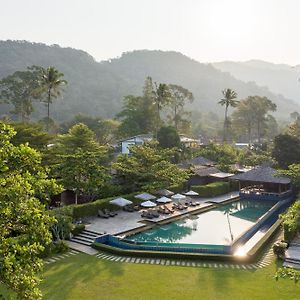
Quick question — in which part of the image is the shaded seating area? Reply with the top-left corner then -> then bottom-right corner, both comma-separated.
231,165 -> 292,201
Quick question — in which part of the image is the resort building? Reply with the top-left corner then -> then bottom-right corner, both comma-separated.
118,134 -> 201,154
231,165 -> 292,201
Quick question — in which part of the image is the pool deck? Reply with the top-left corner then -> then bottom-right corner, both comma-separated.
85,191 -> 239,236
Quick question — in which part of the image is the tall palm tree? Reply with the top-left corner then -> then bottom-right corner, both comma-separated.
40,66 -> 67,131
218,88 -> 238,142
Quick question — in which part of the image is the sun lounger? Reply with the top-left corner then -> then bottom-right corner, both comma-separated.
98,209 -> 109,218
124,205 -> 134,212
104,209 -> 118,217
141,211 -> 154,219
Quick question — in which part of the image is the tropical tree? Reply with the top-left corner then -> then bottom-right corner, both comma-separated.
232,96 -> 277,143
277,164 -> 300,188
167,84 -> 194,131
153,81 -> 171,136
272,134 -> 300,168
218,89 -> 238,142
157,126 -> 181,149
112,141 -> 190,191
39,66 -> 67,131
51,123 -> 111,202
0,122 -> 62,299
0,67 -> 41,121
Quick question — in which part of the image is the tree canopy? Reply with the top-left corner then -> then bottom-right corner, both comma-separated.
0,122 -> 62,299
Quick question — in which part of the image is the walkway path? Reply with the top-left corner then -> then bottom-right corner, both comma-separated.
44,249 -> 79,265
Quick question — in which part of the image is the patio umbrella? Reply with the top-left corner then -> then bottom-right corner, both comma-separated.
135,193 -> 156,201
155,189 -> 174,197
156,196 -> 172,203
171,193 -> 186,201
141,200 -> 157,208
109,197 -> 133,207
184,190 -> 199,196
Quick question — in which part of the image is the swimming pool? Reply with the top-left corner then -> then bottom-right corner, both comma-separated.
125,199 -> 276,246
94,196 -> 293,257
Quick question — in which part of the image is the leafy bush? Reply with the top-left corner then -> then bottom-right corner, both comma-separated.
40,240 -> 69,258
53,193 -> 141,219
280,201 -> 300,242
71,223 -> 85,235
272,241 -> 288,258
168,182 -> 187,193
191,182 -> 230,197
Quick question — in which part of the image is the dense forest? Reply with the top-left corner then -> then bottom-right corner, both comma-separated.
0,40 -> 298,123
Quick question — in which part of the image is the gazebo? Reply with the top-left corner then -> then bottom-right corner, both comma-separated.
230,166 -> 291,201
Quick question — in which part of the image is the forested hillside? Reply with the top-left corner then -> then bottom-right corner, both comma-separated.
0,40 -> 298,122
213,60 -> 300,104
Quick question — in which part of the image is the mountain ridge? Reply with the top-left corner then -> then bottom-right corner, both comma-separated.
0,40 -> 298,122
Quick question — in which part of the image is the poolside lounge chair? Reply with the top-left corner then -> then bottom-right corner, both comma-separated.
124,205 -> 134,212
163,205 -> 174,214
104,209 -> 118,217
150,209 -> 159,218
141,210 -> 154,219
98,209 -> 109,218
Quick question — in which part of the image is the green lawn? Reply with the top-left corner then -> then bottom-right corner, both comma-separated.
2,253 -> 299,300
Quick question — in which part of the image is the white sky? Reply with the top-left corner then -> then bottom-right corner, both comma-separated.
0,0 -> 299,64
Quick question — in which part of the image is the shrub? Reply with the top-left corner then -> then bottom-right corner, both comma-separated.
71,223 -> 85,235
191,182 -> 230,197
280,201 -> 300,243
40,240 -> 69,258
273,241 -> 288,258
53,193 -> 141,219
169,182 -> 186,193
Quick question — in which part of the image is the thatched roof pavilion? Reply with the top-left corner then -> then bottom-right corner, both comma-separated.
231,166 -> 291,200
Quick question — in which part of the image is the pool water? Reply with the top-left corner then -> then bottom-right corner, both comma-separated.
126,199 -> 276,246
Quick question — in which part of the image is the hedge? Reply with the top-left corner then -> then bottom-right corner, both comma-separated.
168,182 -> 187,193
52,193 -> 143,219
281,201 -> 300,242
191,182 -> 230,197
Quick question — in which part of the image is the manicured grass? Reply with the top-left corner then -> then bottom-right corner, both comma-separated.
2,253 -> 299,300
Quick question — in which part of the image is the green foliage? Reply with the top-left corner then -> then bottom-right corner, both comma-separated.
168,182 -> 186,193
40,240 -> 69,259
113,142 -> 190,192
57,193 -> 138,219
9,122 -> 52,150
272,134 -> 300,168
272,241 -> 288,258
0,122 -> 61,299
71,224 -> 85,236
191,182 -> 230,197
218,88 -> 238,141
277,164 -> 300,188
157,126 -> 181,148
38,66 -> 67,131
280,201 -> 300,242
60,114 -> 120,145
0,42 -> 296,124
196,143 -> 240,165
51,123 -> 111,201
0,66 -> 42,121
167,84 -> 193,132
232,96 -> 277,143
275,267 -> 300,283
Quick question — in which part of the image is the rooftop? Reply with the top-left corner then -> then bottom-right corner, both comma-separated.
231,166 -> 291,184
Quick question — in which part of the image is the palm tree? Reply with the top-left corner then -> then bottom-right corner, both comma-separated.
40,66 -> 67,131
218,88 -> 238,142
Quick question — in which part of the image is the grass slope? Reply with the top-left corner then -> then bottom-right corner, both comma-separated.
1,253 -> 298,300
40,254 -> 298,300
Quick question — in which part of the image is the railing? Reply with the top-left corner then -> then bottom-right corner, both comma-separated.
239,189 -> 292,201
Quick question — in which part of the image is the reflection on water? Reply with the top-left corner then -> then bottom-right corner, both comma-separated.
127,199 -> 276,246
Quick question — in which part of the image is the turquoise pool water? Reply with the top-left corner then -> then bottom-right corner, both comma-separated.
126,199 -> 276,246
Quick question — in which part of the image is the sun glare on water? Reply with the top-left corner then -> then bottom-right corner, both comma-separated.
234,246 -> 247,257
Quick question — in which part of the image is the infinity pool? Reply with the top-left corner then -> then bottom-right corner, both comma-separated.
126,199 -> 277,246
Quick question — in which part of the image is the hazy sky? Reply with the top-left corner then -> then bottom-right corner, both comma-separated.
1,0 -> 299,64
